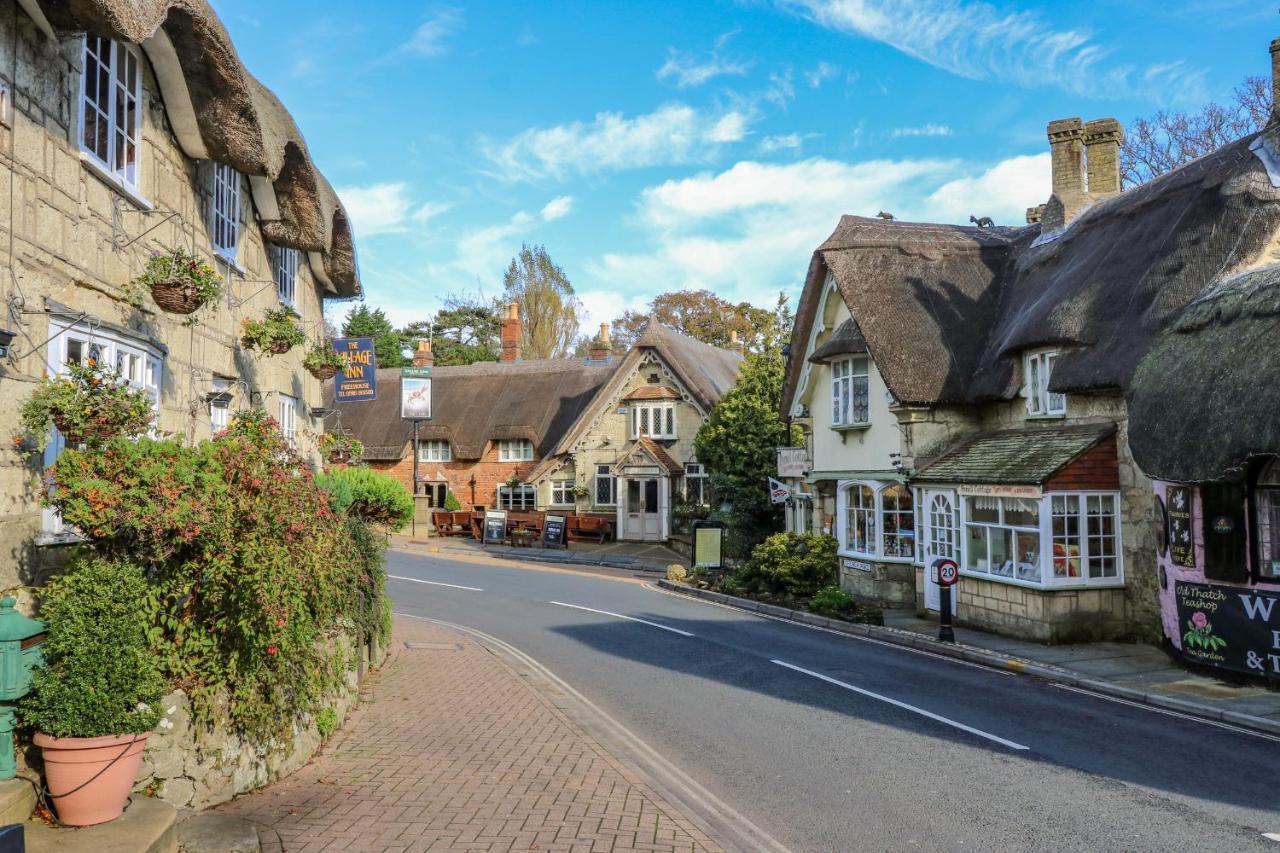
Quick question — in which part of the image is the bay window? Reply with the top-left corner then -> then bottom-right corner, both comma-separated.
880,484 -> 916,559
631,402 -> 676,440
838,481 -> 915,560
498,484 -> 536,510
832,357 -> 869,427
964,497 -> 1041,583
844,484 -> 876,556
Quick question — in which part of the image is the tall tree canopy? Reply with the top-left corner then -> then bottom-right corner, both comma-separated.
503,244 -> 583,360
1122,75 -> 1270,187
343,305 -> 407,368
610,290 -> 793,354
693,350 -> 803,552
399,294 -> 501,367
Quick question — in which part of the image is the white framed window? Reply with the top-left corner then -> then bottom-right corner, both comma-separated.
551,479 -> 575,506
838,481 -> 917,560
211,163 -> 241,260
595,463 -> 617,506
1025,349 -> 1066,417
273,245 -> 298,307
631,402 -> 676,440
842,483 -> 877,556
277,395 -> 298,447
684,462 -> 708,505
959,492 -> 1122,587
880,484 -> 916,559
418,440 -> 451,462
498,438 -> 533,462
210,400 -> 229,434
1255,460 -> 1280,579
497,484 -> 536,510
832,357 -> 870,427
79,36 -> 142,194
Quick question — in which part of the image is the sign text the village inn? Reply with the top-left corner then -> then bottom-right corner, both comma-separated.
1175,582 -> 1280,677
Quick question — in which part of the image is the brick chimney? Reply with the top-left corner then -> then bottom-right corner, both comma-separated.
499,302 -> 521,363
588,323 -> 611,361
1083,118 -> 1123,196
1041,118 -> 1085,231
728,329 -> 744,354
412,339 -> 433,368
1271,38 -> 1280,125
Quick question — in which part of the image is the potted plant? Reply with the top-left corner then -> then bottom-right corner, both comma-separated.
303,342 -> 345,381
125,247 -> 222,316
572,484 -> 591,500
18,359 -> 154,452
240,307 -> 305,355
319,431 -> 364,464
21,556 -> 165,826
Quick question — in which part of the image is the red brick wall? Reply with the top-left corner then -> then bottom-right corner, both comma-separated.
371,443 -> 537,510
1045,434 -> 1120,491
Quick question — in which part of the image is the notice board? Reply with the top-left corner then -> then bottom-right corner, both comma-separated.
483,510 -> 507,545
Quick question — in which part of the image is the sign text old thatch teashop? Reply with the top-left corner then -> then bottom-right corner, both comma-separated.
1175,581 -> 1280,676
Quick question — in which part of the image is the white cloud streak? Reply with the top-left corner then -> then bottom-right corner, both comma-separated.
891,123 -> 953,137
657,47 -> 752,88
337,183 -> 446,237
805,61 -> 840,88
541,196 -> 574,221
401,7 -> 463,57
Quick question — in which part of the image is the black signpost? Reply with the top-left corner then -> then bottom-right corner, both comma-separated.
483,510 -> 508,545
543,515 -> 568,549
933,557 -> 959,643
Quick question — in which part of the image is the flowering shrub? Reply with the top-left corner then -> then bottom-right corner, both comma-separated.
125,246 -> 222,314
303,342 -> 345,378
319,431 -> 364,463
240,307 -> 305,354
18,359 -> 154,453
45,410 -> 388,743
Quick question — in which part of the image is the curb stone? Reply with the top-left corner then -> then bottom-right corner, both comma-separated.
655,579 -> 1280,738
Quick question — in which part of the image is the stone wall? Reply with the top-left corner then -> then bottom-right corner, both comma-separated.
136,634 -> 387,811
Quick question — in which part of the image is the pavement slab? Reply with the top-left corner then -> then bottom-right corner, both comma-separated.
216,617 -> 723,853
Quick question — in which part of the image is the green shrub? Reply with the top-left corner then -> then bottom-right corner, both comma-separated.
315,467 -> 413,530
733,533 -> 838,598
808,584 -> 856,616
443,490 -> 462,511
20,556 -> 165,738
315,707 -> 338,739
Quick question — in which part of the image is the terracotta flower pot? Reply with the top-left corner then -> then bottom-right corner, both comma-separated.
35,731 -> 151,826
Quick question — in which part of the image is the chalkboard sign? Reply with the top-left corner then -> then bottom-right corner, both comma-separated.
692,520 -> 726,570
543,515 -> 567,549
1175,581 -> 1280,676
483,510 -> 508,545
1167,486 -> 1195,568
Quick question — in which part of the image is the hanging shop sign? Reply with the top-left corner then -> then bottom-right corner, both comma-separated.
776,448 -> 809,478
957,484 -> 1043,499
768,478 -> 791,504
400,366 -> 432,420
1174,581 -> 1280,676
1167,486 -> 1195,568
332,337 -> 377,403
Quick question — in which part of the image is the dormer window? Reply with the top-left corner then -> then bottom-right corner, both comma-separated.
498,439 -> 533,462
631,402 -> 676,440
832,357 -> 869,427
80,36 -> 142,195
1025,349 -> 1066,417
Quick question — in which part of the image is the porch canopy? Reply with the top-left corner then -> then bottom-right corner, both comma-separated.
915,424 -> 1115,486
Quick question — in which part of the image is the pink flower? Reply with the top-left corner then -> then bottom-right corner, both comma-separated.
1191,611 -> 1208,629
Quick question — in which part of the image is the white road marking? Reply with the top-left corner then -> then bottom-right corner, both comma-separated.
1263,833 -> 1280,842
388,575 -> 483,592
1051,683 -> 1280,743
771,659 -> 1030,751
549,601 -> 695,637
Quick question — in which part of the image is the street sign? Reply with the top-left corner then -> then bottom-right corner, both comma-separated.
333,337 -> 377,403
401,366 -> 432,420
776,447 -> 809,478
931,557 -> 959,642
933,558 -> 960,587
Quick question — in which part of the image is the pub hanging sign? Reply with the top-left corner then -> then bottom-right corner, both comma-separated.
332,337 -> 377,403
1175,581 -> 1280,676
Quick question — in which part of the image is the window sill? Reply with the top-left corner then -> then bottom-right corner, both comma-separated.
35,530 -> 88,547
79,152 -> 153,210
214,252 -> 246,277
1025,413 -> 1066,421
958,569 -> 1124,592
838,549 -> 915,565
831,422 -> 871,432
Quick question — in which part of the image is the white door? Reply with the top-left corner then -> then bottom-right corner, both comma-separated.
922,490 -> 959,612
623,477 -> 663,541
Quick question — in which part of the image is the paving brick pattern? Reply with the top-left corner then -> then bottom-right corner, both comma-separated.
218,618 -> 722,852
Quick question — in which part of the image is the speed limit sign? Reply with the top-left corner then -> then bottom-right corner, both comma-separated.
932,558 -> 959,587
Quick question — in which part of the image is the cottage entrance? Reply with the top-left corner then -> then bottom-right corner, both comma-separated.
622,476 -> 664,541
922,490 -> 960,613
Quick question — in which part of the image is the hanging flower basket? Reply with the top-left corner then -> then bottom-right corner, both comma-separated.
303,342 -> 345,381
319,432 -> 363,464
126,247 -> 222,316
18,360 -> 154,455
240,307 -> 305,356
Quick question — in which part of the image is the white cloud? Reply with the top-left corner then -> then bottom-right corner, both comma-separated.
338,183 -> 445,237
891,123 -> 953,137
401,7 -> 463,57
541,196 -> 574,221
923,153 -> 1049,225
764,69 -> 796,107
805,61 -> 840,88
657,46 -> 752,88
778,0 -> 1207,101
484,103 -> 751,181
758,133 -> 804,153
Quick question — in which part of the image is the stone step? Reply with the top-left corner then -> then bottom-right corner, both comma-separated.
0,778 -> 36,825
176,811 -> 261,853
25,795 -> 177,853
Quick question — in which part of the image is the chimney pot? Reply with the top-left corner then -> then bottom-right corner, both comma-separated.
500,302 -> 522,362
412,339 -> 433,368
1083,118 -> 1123,196
599,323 -> 610,344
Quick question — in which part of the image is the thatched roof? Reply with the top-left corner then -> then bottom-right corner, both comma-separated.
784,129 -> 1280,478
808,318 -> 867,364
1127,263 -> 1280,483
632,322 -> 743,411
327,360 -> 616,463
32,0 -> 360,297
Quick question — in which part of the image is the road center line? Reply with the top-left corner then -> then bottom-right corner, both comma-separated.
388,575 -> 484,592
549,601 -> 695,637
771,659 -> 1029,751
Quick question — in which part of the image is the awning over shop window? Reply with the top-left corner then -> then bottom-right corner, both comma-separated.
915,424 -> 1115,486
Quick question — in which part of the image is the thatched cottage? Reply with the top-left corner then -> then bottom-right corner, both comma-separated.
782,38 -> 1280,645
331,312 -> 742,543
0,1 -> 361,584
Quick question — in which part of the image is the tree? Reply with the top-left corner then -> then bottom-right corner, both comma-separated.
399,294 -> 501,367
503,244 -> 583,360
343,305 -> 407,368
609,290 -> 792,354
1122,75 -> 1270,187
693,350 -> 803,554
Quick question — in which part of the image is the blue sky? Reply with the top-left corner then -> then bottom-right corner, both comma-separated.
208,0 -> 1277,331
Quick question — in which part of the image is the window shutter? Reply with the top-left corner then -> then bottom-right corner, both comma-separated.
1202,482 -> 1249,582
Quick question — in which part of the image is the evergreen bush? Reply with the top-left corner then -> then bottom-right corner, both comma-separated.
315,467 -> 412,530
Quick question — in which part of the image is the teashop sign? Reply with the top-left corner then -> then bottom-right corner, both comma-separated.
1175,581 -> 1280,676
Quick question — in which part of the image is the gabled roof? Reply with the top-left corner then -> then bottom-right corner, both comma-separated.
915,424 -> 1115,485
32,0 -> 361,296
611,438 -> 683,475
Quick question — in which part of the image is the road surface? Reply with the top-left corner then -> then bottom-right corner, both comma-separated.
386,548 -> 1280,852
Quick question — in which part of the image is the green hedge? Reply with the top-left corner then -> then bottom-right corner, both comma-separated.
315,467 -> 413,531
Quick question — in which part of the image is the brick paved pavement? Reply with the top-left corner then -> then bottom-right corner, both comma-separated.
218,617 -> 724,852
